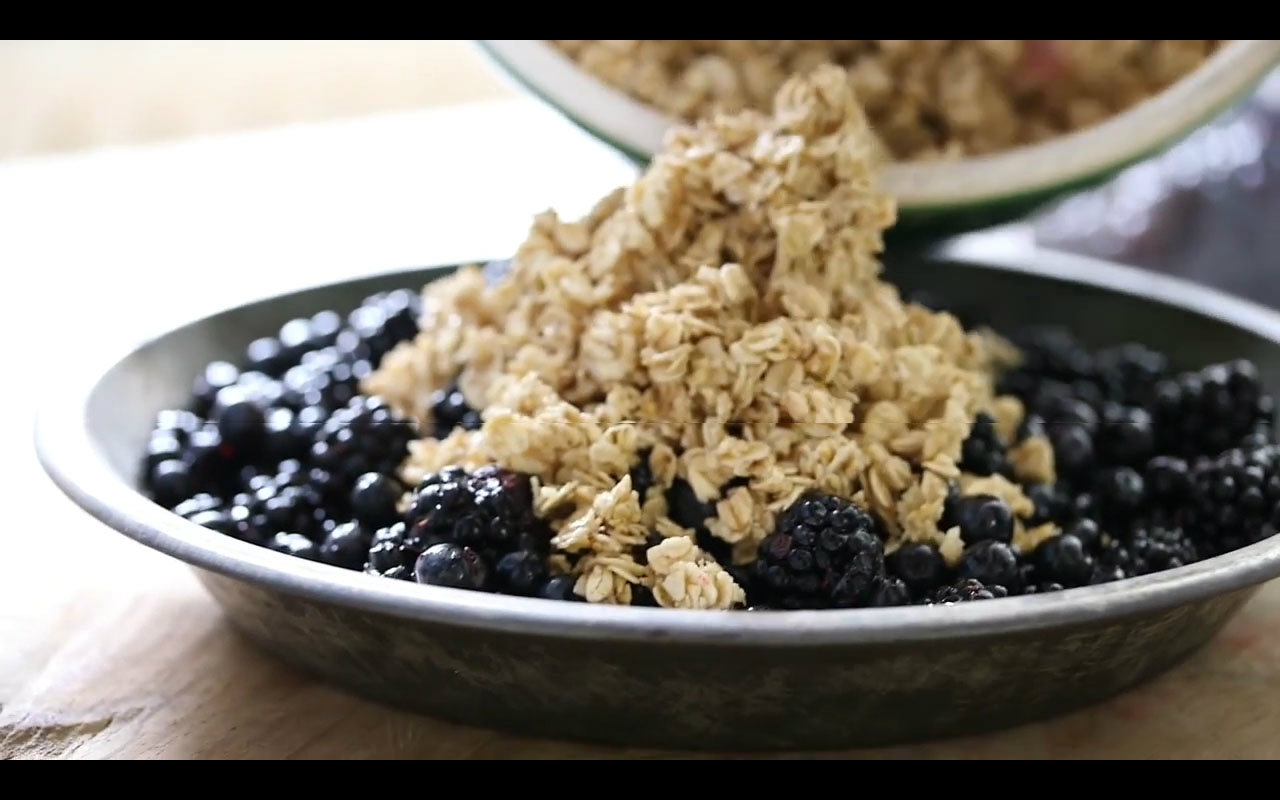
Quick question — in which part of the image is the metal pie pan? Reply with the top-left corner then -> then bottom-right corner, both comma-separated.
36,243 -> 1280,749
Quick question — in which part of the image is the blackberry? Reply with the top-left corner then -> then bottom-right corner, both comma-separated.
1097,538 -> 1134,577
1011,326 -> 1096,385
931,578 -> 1007,604
869,576 -> 912,607
1093,343 -> 1168,406
959,413 -> 1013,478
1032,533 -> 1094,587
400,465 -> 548,581
495,550 -> 549,596
319,521 -> 372,570
1184,447 -> 1280,555
750,492 -> 885,610
1001,329 -> 1167,410
311,396 -> 417,489
268,532 -> 320,561
1145,455 -> 1192,503
955,540 -> 1020,590
365,522 -> 412,578
349,473 -> 403,530
1089,564 -> 1127,584
253,480 -> 328,541
950,494 -> 1014,545
1152,360 -> 1273,458
886,543 -> 947,598
1124,520 -> 1199,574
427,382 -> 483,439
538,575 -> 581,602
1022,582 -> 1065,594
415,543 -> 490,591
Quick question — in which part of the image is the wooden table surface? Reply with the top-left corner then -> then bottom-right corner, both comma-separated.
4,98 -> 1280,760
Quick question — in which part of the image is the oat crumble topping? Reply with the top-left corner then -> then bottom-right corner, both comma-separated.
365,65 -> 1058,606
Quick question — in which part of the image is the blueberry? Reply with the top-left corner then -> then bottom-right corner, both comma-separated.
245,336 -> 288,377
495,550 -> 548,596
319,521 -> 371,570
1099,404 -> 1155,465
1051,425 -> 1095,477
278,318 -> 313,363
1098,467 -> 1146,515
1145,455 -> 1191,500
1024,483 -> 1066,526
145,431 -> 184,472
538,575 -> 581,602
956,540 -> 1020,590
308,310 -> 343,349
149,460 -> 193,508
1063,518 -> 1100,551
214,389 -> 266,453
1033,534 -> 1094,587
415,543 -> 490,591
154,409 -> 202,441
953,494 -> 1014,544
173,493 -> 223,519
187,508 -> 237,536
350,473 -> 403,529
268,532 -> 320,561
886,543 -> 946,597
191,361 -> 239,417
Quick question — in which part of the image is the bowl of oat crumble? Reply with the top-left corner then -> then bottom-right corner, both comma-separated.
37,66 -> 1280,749
478,40 -> 1280,230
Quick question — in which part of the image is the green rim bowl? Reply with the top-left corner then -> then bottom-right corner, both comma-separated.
475,40 -> 1280,234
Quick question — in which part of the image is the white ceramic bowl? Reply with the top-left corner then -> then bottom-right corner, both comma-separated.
477,40 -> 1280,231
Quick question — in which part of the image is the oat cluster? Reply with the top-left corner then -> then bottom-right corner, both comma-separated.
366,65 -> 1056,608
549,40 -> 1222,160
